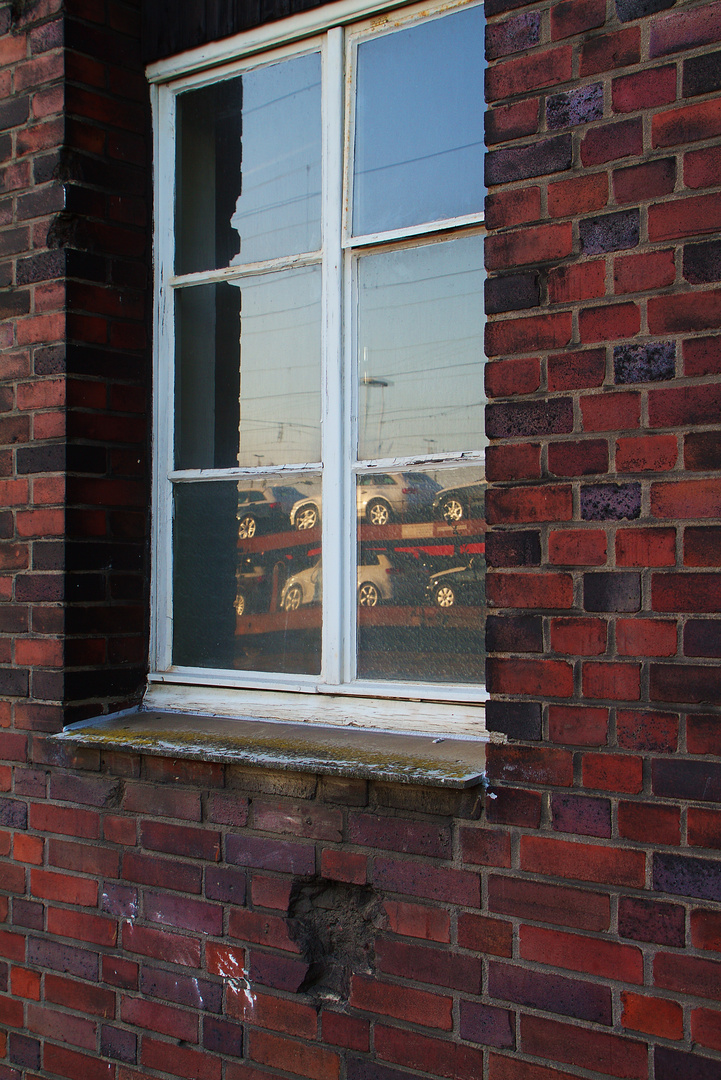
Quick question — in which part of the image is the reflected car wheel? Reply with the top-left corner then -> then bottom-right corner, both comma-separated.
238,514 -> 257,539
358,581 -> 380,607
295,504 -> 319,530
441,497 -> 464,522
435,584 -> 456,608
367,499 -> 391,526
235,593 -> 247,616
283,584 -> 303,611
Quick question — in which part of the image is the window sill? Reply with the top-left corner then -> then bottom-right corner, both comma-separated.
51,709 -> 486,790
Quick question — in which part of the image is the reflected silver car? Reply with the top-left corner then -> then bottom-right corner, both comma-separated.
280,553 -> 399,609
290,473 -> 440,530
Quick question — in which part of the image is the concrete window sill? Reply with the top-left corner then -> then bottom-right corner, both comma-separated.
50,710 -> 487,790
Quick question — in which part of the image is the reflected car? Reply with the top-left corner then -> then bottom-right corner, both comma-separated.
427,557 -> 485,608
432,480 -> 486,523
280,552 -> 428,609
237,485 -> 305,538
289,473 -> 441,530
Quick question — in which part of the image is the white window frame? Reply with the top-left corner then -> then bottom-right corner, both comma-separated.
146,0 -> 488,738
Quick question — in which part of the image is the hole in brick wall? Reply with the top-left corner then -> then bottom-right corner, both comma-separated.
288,880 -> 386,1000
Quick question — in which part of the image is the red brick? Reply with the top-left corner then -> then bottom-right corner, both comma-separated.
461,827 -> 511,868
548,705 -> 608,746
649,289 -> 721,335
140,820 -> 220,861
614,249 -> 676,296
582,391 -> 641,432
486,311 -> 573,356
486,98 -> 540,144
521,1014 -> 647,1079
551,0 -> 605,40
548,261 -> 605,304
486,443 -> 542,481
582,662 -> 641,702
485,357 -> 541,397
649,192 -> 721,242
487,46 -> 573,101
654,98 -> 721,150
580,27 -> 640,76
616,527 -> 676,567
692,1007 -> 721,1053
487,485 -> 573,524
11,966 -> 41,1000
44,1045 -> 114,1080
617,618 -> 677,657
486,745 -> 574,786
142,1037 -> 221,1080
688,807 -> 721,851
375,937 -> 482,993
650,0 -> 721,57
350,974 -> 452,1030
618,801 -> 680,846
485,187 -> 542,230
122,922 -> 201,967
581,118 -> 642,166
457,912 -> 513,957
228,986 -> 317,1038
374,857 -> 480,907
489,658 -> 574,698
579,302 -> 640,343
551,617 -> 606,655
251,875 -> 293,911
45,974 -> 115,1017
548,348 -> 606,391
321,1011 -> 369,1051
46,907 -> 117,947
653,479 -> 721,521
548,173 -> 608,218
30,868 -> 97,906
520,925 -> 644,984
488,875 -> 610,931
375,1025 -> 484,1080
549,529 -> 607,566
487,572 -> 573,609
616,434 -> 677,472
383,900 -> 450,942
489,1055 -> 580,1080
121,996 -> 198,1042
692,910 -> 721,954
253,800 -> 342,842
249,1031 -> 339,1080
582,752 -> 642,794
520,836 -> 645,887
612,65 -> 676,112
548,439 -> 608,476
617,709 -> 678,752
685,146 -> 721,190
485,222 -> 573,270
229,909 -> 300,953
655,952 -> 721,1002
688,715 -> 721,755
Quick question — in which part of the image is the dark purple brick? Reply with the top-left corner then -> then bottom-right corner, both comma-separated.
205,866 -> 247,905
348,1060 -> 413,1080
376,937 -> 482,993
655,1047 -> 721,1080
0,94 -> 29,131
486,615 -> 543,653
226,834 -> 315,876
100,1026 -> 137,1064
486,787 -> 543,828
16,249 -> 66,285
486,701 -> 542,741
486,10 -> 540,57
374,857 -> 480,906
0,798 -> 27,829
8,1034 -> 40,1071
485,532 -> 542,568
486,399 -> 574,439
140,966 -> 222,1013
551,793 -> 612,838
144,890 -> 223,935
0,669 -> 28,697
0,290 -> 29,318
580,210 -> 640,255
101,884 -> 138,919
486,135 -> 572,185
685,620 -> 721,657
203,1016 -> 244,1057
348,813 -> 451,859
11,899 -> 44,931
618,896 -> 685,947
460,1001 -> 515,1048
683,49 -> 721,97
654,853 -> 721,902
653,759 -> 721,803
485,272 -> 540,314
547,83 -> 603,129
584,572 -> 641,612
49,773 -> 124,808
27,937 -> 99,981
581,483 -> 641,521
250,951 -> 310,992
122,852 -> 202,894
614,341 -> 676,383
684,240 -> 721,285
488,962 -> 612,1024
686,435 -> 721,471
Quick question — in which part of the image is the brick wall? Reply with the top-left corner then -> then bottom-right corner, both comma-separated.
1,0 -> 721,1077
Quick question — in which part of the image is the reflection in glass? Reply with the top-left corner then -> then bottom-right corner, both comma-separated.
357,236 -> 485,461
356,466 -> 485,684
352,6 -> 484,236
175,267 -> 321,470
176,52 -> 321,274
173,476 -> 322,674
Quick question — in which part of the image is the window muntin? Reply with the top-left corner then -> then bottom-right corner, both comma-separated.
153,0 -> 486,717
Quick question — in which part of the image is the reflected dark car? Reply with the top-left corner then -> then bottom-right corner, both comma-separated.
432,480 -> 486,523
427,557 -> 485,607
237,486 -> 305,538
235,557 -> 274,615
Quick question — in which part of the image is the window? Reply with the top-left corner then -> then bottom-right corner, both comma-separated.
149,0 -> 487,735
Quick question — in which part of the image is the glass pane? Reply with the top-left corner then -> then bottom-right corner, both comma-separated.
175,266 -> 321,470
173,475 -> 322,674
352,6 -> 484,236
357,236 -> 485,460
356,466 -> 485,683
176,52 -> 321,273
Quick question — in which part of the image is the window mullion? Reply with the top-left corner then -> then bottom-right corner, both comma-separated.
320,27 -> 345,688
